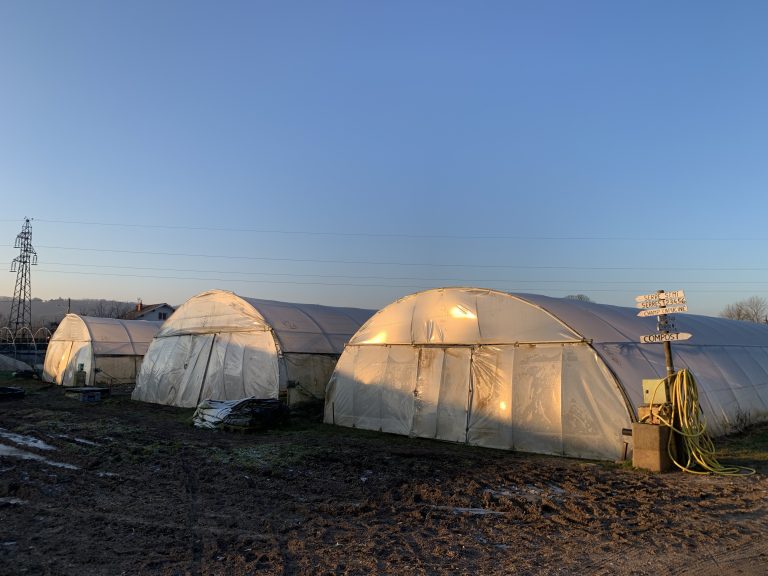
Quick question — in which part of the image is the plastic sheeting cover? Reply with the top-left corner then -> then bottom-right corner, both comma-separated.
351,288 -> 581,346
154,290 -> 375,355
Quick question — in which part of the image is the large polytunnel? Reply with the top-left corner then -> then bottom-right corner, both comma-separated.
132,290 -> 375,408
43,315 -> 163,386
324,288 -> 768,461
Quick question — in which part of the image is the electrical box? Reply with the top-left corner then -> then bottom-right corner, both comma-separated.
643,378 -> 668,404
75,370 -> 87,387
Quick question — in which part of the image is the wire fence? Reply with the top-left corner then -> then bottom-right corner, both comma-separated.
0,326 -> 51,374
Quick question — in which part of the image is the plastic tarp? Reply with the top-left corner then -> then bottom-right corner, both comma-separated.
0,354 -> 33,372
192,397 -> 287,430
132,290 -> 375,408
42,314 -> 162,386
326,287 -> 768,460
193,398 -> 252,429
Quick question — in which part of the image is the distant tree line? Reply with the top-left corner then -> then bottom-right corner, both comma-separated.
720,296 -> 768,323
0,298 -> 136,335
78,301 -> 134,320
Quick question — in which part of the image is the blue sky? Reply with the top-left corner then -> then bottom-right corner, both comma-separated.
1,0 -> 767,316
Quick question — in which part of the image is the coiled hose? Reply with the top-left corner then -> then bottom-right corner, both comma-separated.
646,369 -> 754,476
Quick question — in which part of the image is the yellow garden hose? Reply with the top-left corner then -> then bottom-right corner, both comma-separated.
646,369 -> 754,476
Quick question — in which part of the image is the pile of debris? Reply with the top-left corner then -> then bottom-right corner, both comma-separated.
193,397 -> 289,431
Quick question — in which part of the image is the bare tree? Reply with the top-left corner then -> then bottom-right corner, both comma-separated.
79,300 -> 133,319
90,301 -> 110,317
110,302 -> 133,319
720,296 -> 768,323
565,294 -> 592,302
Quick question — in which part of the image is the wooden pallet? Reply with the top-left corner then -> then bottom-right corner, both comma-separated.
64,387 -> 111,402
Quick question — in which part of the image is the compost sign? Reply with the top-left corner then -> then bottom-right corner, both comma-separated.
639,332 -> 692,344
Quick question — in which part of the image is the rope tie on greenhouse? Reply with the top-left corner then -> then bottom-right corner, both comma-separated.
644,369 -> 754,476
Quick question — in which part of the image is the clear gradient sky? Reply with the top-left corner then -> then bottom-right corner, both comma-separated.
2,1 -> 767,316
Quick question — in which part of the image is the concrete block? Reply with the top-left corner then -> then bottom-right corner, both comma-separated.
632,422 -> 675,472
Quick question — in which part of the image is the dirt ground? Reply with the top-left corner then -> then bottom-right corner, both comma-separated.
1,379 -> 767,576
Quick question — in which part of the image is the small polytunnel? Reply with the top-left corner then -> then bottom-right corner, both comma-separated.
43,314 -> 163,386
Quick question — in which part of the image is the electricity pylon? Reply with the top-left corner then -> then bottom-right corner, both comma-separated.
9,218 -> 37,338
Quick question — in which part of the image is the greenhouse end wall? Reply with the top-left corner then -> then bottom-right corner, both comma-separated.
325,341 -> 632,461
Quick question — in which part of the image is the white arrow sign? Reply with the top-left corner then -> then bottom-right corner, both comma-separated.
637,304 -> 688,317
640,332 -> 693,344
635,290 -> 686,302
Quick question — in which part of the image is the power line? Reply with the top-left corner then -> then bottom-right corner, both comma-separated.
19,243 -> 768,272
33,268 -> 768,294
5,217 -> 766,242
37,268 -> 436,289
36,261 -> 768,286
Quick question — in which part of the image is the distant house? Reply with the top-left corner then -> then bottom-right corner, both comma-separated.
124,302 -> 175,322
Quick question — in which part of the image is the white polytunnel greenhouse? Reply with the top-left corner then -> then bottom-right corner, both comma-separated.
43,315 -> 163,387
324,287 -> 768,461
131,289 -> 376,408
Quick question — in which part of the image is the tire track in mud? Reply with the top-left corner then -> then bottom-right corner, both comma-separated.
272,517 -> 300,575
180,448 -> 204,575
575,539 -> 768,576
673,539 -> 768,575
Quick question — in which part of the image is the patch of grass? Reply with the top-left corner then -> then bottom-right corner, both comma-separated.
100,394 -> 196,424
601,459 -> 637,472
716,422 -> 768,466
208,442 -> 330,469
171,408 -> 197,424
10,409 -> 79,434
0,375 -> 47,389
130,440 -> 186,460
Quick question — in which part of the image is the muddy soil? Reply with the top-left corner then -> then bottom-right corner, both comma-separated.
1,380 -> 767,575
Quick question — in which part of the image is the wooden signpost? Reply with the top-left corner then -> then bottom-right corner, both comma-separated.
635,289 -> 691,377
633,289 -> 692,472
